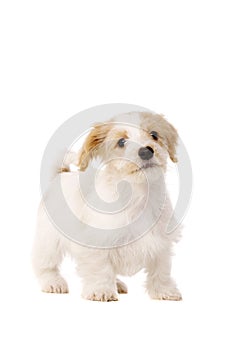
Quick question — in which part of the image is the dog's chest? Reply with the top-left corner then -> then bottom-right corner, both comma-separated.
110,232 -> 159,276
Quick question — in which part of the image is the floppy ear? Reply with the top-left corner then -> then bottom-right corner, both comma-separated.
161,117 -> 178,163
77,123 -> 111,171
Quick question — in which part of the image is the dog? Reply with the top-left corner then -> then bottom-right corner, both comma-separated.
32,111 -> 182,301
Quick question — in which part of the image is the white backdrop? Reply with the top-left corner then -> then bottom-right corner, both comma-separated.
0,1 -> 232,349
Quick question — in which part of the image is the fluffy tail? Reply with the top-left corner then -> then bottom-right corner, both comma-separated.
48,150 -> 78,182
40,149 -> 79,196
58,151 -> 78,173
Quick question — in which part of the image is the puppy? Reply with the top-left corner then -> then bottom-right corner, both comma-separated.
32,111 -> 182,301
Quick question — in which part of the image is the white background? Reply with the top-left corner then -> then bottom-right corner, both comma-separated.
0,1 -> 233,349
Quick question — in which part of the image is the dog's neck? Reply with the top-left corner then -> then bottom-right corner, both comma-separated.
94,166 -> 166,213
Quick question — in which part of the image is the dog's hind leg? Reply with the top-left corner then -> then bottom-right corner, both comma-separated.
32,209 -> 69,294
116,278 -> 128,294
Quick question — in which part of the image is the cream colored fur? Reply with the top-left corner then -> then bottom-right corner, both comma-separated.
32,112 -> 182,301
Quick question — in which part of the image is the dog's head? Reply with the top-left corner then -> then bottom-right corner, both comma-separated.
77,112 -> 178,182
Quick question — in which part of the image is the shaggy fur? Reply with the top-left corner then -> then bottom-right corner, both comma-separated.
32,111 -> 182,301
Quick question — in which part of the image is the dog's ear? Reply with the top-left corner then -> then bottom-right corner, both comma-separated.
77,123 -> 111,171
160,116 -> 178,163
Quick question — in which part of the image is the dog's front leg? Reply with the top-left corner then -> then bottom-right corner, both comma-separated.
77,253 -> 118,302
145,250 -> 182,301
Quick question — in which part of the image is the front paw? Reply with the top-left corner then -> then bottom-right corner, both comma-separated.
82,289 -> 118,302
41,275 -> 69,294
116,279 -> 128,294
149,287 -> 182,301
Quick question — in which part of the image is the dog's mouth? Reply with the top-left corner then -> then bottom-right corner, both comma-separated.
133,163 -> 157,173
140,163 -> 157,170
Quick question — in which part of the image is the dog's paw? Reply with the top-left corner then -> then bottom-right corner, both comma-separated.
149,287 -> 182,301
83,290 -> 118,302
116,279 -> 128,294
41,275 -> 69,294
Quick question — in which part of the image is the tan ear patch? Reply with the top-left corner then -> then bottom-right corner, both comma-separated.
77,123 -> 112,171
163,121 -> 178,163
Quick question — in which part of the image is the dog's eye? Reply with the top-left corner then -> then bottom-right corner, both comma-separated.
150,131 -> 159,141
117,138 -> 126,147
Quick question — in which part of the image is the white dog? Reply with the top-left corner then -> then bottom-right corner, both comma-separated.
32,111 -> 182,301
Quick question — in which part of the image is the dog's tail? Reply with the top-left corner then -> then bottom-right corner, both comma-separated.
58,151 -> 78,173
40,150 -> 79,196
46,150 -> 78,184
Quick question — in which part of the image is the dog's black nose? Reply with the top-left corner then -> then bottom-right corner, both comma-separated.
138,146 -> 154,160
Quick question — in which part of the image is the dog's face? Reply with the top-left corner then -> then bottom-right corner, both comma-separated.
78,112 -> 178,183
